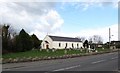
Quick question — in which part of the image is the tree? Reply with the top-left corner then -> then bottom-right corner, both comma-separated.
2,24 -> 42,53
2,24 -> 11,53
89,37 -> 92,44
83,40 -> 89,48
2,24 -> 18,53
31,34 -> 40,49
16,29 -> 33,52
83,40 -> 89,53
8,25 -> 17,37
89,35 -> 103,44
80,37 -> 85,42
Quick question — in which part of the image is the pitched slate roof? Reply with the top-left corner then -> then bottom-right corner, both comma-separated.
48,35 -> 82,42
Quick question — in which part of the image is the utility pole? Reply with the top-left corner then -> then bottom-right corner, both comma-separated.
109,28 -> 111,49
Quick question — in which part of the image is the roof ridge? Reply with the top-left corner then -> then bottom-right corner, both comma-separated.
48,35 -> 82,42
48,35 -> 77,39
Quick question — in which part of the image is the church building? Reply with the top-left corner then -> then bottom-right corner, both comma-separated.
41,35 -> 83,49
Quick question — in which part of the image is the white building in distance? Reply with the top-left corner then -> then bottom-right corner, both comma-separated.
41,35 -> 83,49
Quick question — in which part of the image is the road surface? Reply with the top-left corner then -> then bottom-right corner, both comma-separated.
2,52 -> 118,72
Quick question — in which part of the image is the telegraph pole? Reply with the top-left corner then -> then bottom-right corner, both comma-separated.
109,28 -> 111,49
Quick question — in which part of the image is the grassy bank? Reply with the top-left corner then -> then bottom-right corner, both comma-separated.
3,48 -> 109,59
2,49 -> 86,59
2,48 -> 118,64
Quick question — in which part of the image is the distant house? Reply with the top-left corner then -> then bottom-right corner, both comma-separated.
41,35 -> 83,49
110,41 -> 120,49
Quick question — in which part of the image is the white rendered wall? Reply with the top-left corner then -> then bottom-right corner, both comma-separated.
41,35 -> 53,49
52,41 -> 83,49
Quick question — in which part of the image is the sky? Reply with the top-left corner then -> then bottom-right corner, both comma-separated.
0,0 -> 119,43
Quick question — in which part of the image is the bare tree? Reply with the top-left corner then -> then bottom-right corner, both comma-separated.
89,37 -> 93,44
89,35 -> 103,44
76,36 -> 86,42
8,25 -> 17,38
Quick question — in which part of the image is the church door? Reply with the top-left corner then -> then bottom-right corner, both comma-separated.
46,44 -> 49,49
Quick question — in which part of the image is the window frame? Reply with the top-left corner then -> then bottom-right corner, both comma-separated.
59,43 -> 61,47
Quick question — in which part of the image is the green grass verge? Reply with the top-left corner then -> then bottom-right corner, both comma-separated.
2,48 -> 110,59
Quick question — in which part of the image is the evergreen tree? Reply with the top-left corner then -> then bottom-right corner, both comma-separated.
31,34 -> 40,49
16,29 -> 33,52
83,40 -> 89,48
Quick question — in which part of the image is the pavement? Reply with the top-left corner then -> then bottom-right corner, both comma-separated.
2,52 -> 118,72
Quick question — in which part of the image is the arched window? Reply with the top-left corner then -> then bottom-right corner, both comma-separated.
59,43 -> 61,47
66,43 -> 67,47
77,43 -> 79,48
72,43 -> 74,48
45,41 -> 49,44
65,43 -> 67,48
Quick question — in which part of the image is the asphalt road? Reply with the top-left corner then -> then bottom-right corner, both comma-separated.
2,52 -> 118,72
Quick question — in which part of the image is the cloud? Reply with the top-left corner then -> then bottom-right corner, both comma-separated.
0,2 -> 64,39
79,2 -> 118,11
79,24 -> 118,42
1,0 -> 119,2
0,2 -> 118,42
61,1 -> 119,11
50,24 -> 118,43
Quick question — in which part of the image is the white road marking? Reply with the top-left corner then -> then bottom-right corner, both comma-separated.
91,60 -> 106,64
3,65 -> 36,71
111,57 -> 118,60
53,65 -> 81,71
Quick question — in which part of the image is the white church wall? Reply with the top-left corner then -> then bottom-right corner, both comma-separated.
41,35 -> 53,49
41,35 -> 83,49
52,41 -> 83,49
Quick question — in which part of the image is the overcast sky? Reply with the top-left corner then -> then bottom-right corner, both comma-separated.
0,0 -> 119,43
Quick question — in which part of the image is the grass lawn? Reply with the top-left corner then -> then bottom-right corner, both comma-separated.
2,48 -> 110,59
